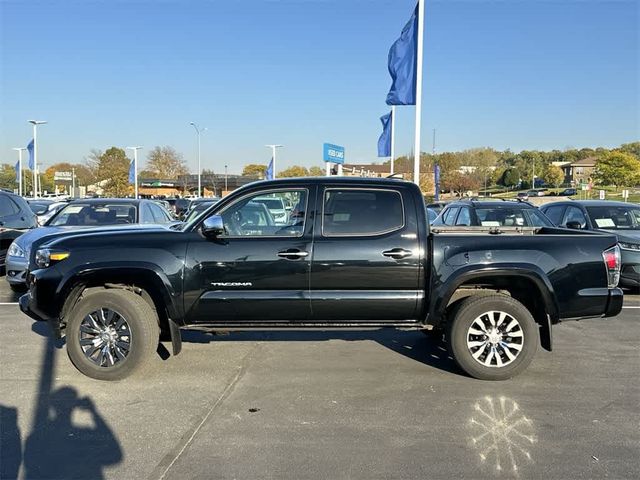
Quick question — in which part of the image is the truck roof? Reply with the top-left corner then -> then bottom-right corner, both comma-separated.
246,177 -> 414,187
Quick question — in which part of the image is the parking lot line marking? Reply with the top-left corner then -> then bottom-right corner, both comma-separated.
0,302 -> 18,306
622,306 -> 640,309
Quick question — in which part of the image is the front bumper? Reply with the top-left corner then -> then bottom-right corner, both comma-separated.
19,266 -> 64,324
5,256 -> 28,285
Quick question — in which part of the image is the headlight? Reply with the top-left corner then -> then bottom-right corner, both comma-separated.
34,249 -> 70,269
8,242 -> 25,258
619,242 -> 640,251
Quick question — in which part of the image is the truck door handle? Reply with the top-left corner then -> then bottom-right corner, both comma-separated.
277,249 -> 309,259
382,248 -> 413,259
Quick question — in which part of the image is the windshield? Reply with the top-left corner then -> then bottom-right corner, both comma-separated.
254,198 -> 284,210
28,202 -> 52,215
48,203 -> 137,226
475,208 -> 553,227
184,202 -> 215,223
586,206 -> 640,230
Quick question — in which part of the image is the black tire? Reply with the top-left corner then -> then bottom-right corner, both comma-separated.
447,294 -> 539,381
9,283 -> 27,293
66,289 -> 159,381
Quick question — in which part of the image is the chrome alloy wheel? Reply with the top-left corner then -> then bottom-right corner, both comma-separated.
78,308 -> 132,367
466,310 -> 524,368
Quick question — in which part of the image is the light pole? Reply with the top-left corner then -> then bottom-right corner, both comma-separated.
12,147 -> 27,196
265,144 -> 283,178
28,120 -> 47,198
224,164 -> 228,192
72,167 -> 76,198
190,123 -> 207,197
127,146 -> 143,198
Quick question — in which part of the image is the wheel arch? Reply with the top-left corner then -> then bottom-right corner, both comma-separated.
429,265 -> 559,351
57,264 -> 182,354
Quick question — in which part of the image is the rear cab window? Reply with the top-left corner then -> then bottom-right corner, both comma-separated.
322,188 -> 404,236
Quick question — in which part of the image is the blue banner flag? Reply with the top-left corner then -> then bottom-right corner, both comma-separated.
386,4 -> 418,105
265,157 -> 274,180
15,161 -> 20,182
377,111 -> 393,157
434,164 -> 441,201
26,139 -> 34,169
128,159 -> 135,184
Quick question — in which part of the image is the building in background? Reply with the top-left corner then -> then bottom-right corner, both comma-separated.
561,157 -> 598,185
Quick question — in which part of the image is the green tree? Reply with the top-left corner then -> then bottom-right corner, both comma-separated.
278,166 -> 309,178
594,151 -> 640,187
242,164 -> 267,177
542,165 -> 565,188
97,147 -> 131,197
618,142 -> 640,158
308,166 -> 324,176
145,146 -> 188,179
0,164 -> 17,190
502,168 -> 521,189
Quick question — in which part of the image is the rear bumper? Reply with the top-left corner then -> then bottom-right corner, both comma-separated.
604,287 -> 624,317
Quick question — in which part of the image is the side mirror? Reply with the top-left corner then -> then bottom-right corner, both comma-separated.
202,215 -> 225,237
565,221 -> 582,230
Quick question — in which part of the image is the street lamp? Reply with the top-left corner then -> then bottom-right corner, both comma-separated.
127,146 -> 143,199
190,122 -> 208,197
28,120 -> 47,198
224,164 -> 228,192
12,147 -> 27,196
265,144 -> 283,178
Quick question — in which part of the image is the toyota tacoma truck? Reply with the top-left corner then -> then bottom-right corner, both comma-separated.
19,177 -> 624,381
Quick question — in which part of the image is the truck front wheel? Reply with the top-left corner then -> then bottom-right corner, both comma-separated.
66,289 -> 159,381
448,294 -> 538,381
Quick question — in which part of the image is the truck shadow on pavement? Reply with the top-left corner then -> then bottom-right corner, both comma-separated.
180,328 -> 460,375
2,326 -> 123,480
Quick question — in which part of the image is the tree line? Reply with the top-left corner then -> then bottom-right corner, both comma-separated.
2,142 -> 638,196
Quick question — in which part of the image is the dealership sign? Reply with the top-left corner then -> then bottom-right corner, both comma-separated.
323,143 -> 345,164
53,171 -> 73,182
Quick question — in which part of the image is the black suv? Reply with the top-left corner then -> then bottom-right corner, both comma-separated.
0,191 -> 38,271
433,199 -> 553,228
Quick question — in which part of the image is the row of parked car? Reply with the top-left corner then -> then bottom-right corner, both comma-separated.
2,188 -> 639,292
0,191 -> 227,291
424,198 -> 639,288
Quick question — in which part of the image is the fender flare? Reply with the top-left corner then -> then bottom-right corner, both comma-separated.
428,264 -> 559,351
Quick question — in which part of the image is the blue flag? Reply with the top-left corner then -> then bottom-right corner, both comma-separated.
434,164 -> 441,201
15,161 -> 20,182
386,4 -> 418,105
377,111 -> 393,157
128,158 -> 135,184
265,157 -> 274,180
26,139 -> 34,169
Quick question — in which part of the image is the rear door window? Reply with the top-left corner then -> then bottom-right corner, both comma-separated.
322,189 -> 404,236
0,196 -> 20,218
455,207 -> 471,226
563,206 -> 588,228
543,205 -> 566,226
442,207 -> 460,226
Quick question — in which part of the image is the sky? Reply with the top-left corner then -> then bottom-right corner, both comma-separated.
1,0 -> 638,175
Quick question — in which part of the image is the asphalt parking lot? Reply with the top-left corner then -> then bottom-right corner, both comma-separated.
1,281 -> 638,480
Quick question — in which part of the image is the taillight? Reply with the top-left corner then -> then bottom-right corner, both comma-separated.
602,245 -> 621,288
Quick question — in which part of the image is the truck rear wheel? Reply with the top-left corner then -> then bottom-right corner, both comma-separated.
447,294 -> 538,381
66,289 -> 159,381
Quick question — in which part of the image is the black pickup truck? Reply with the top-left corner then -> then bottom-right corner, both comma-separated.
19,177 -> 623,381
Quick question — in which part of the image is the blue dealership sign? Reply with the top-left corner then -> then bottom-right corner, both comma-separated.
323,143 -> 345,164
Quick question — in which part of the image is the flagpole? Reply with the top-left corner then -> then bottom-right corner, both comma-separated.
127,146 -> 142,199
12,148 -> 26,196
413,0 -> 425,186
265,145 -> 283,179
390,106 -> 396,174
28,120 -> 46,198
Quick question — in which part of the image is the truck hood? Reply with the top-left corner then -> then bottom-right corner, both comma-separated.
14,224 -> 167,253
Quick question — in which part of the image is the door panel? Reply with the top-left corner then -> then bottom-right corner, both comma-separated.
184,187 -> 314,323
309,187 -> 421,321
